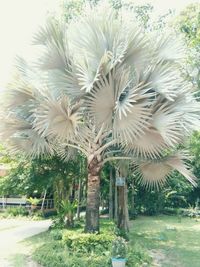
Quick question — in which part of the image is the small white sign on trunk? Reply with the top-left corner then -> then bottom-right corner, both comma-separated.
116,177 -> 126,187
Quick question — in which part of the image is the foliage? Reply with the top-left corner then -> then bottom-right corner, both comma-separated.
112,237 -> 127,258
176,3 -> 200,90
50,229 -> 63,240
177,3 -> 200,49
26,197 -> 41,206
50,217 -> 66,230
0,144 -> 16,165
30,218 -> 152,267
33,242 -> 111,267
57,199 -> 77,227
126,245 -> 151,267
60,0 -> 85,22
0,154 -> 86,210
5,206 -> 29,217
63,231 -> 115,253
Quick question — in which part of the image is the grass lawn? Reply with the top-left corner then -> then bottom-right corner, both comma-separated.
130,215 -> 200,267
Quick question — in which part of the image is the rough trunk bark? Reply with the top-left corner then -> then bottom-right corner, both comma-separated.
109,167 -> 114,220
124,183 -> 130,231
76,178 -> 82,220
117,182 -> 129,232
130,180 -> 135,219
85,157 -> 102,233
114,181 -> 118,223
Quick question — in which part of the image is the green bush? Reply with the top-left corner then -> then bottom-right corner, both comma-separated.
6,206 -> 29,217
33,241 -> 111,267
50,217 -> 65,229
33,237 -> 151,267
126,245 -> 151,267
112,237 -> 127,258
62,231 -> 115,253
50,230 -> 63,240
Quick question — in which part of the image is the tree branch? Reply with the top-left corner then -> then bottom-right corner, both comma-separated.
95,139 -> 117,156
94,123 -> 105,144
65,143 -> 88,157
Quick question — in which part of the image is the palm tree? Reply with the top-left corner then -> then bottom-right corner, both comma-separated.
1,7 -> 199,232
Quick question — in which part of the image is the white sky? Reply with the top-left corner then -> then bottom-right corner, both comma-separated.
0,0 -> 198,89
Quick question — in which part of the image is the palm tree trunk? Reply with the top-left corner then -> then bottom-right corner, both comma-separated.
85,156 -> 102,233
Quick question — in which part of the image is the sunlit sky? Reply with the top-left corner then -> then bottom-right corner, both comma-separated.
0,0 -> 198,89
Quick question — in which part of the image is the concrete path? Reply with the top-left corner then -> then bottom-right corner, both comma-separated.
0,219 -> 51,267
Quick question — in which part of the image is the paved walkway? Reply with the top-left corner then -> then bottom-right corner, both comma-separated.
0,219 -> 51,267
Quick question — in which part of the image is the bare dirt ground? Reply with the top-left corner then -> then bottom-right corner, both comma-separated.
0,219 -> 51,267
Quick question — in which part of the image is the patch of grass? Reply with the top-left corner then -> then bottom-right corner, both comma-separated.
9,254 -> 27,267
130,215 -> 200,267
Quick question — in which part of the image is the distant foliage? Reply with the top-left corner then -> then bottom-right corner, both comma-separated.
5,206 -> 28,217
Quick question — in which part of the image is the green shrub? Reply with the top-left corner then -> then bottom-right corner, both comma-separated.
126,245 -> 151,267
112,237 -> 127,258
62,231 -> 115,253
32,218 -> 152,267
6,206 -> 29,217
33,241 -> 111,267
50,230 -> 63,240
50,217 -> 65,229
115,227 -> 130,241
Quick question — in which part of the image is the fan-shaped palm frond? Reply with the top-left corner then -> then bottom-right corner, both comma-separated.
152,104 -> 182,147
137,152 -> 197,189
33,19 -> 68,70
8,129 -> 53,158
47,67 -> 84,99
87,67 -> 153,137
153,32 -> 186,62
6,83 -> 35,108
142,62 -> 184,101
86,71 -> 115,127
113,104 -> 151,143
124,127 -> 168,159
0,116 -> 31,140
56,142 -> 78,162
122,25 -> 150,71
33,95 -> 81,141
68,11 -> 126,92
171,95 -> 200,134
